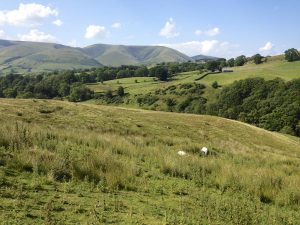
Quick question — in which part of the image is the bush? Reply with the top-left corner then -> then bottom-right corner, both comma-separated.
117,86 -> 125,97
105,89 -> 113,98
177,97 -> 193,112
136,94 -> 159,106
212,81 -> 219,89
69,85 -> 93,102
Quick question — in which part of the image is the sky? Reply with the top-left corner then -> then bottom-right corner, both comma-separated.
0,0 -> 299,58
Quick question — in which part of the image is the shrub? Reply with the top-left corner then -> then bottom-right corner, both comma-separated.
212,81 -> 219,89
136,94 -> 158,106
69,85 -> 93,102
105,89 -> 113,98
177,97 -> 193,112
117,86 -> 125,97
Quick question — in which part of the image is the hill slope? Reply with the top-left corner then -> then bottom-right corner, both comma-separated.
0,40 -> 193,73
82,44 -> 192,66
200,56 -> 300,86
0,40 -> 102,73
191,54 -> 220,61
0,98 -> 300,224
88,57 -> 300,99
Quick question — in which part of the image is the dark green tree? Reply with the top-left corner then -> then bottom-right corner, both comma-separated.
155,66 -> 168,81
234,55 -> 247,66
284,48 -> 300,62
69,85 -> 93,102
206,61 -> 220,72
227,58 -> 235,67
134,67 -> 149,77
252,54 -> 263,64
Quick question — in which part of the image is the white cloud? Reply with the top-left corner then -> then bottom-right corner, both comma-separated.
18,29 -> 56,42
259,41 -> 274,52
0,3 -> 58,27
85,25 -> 108,39
112,22 -> 121,29
159,40 -> 218,55
158,40 -> 239,57
52,19 -> 63,26
195,27 -> 220,37
159,18 -> 179,38
0,30 -> 5,38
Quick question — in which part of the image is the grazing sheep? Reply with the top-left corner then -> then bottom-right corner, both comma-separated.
201,147 -> 208,155
177,151 -> 187,156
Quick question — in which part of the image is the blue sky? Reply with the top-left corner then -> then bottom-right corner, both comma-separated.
0,0 -> 299,58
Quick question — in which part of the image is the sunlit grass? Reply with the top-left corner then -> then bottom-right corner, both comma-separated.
0,98 -> 300,224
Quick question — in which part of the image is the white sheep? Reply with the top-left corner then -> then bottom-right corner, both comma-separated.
177,151 -> 187,156
201,147 -> 208,155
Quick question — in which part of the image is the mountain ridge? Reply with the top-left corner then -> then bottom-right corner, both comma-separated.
0,39 -> 218,74
191,54 -> 221,61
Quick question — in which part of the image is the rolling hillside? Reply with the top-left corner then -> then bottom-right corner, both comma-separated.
82,44 -> 192,66
0,40 -> 194,74
0,98 -> 300,224
88,57 -> 300,97
0,40 -> 102,73
200,56 -> 300,86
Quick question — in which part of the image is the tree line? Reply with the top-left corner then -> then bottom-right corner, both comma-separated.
0,62 -> 204,101
204,48 -> 300,72
208,78 -> 300,136
82,62 -> 204,82
0,72 -> 93,102
131,77 -> 300,137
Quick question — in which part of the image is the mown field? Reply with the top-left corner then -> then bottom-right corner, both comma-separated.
0,98 -> 300,224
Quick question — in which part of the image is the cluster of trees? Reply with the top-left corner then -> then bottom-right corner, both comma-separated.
203,55 -> 255,72
0,72 -> 94,102
204,48 -> 299,72
131,77 -> 300,137
207,78 -> 300,136
0,62 -> 206,102
86,62 -> 204,82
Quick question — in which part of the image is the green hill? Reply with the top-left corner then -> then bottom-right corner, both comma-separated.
191,54 -> 220,62
200,56 -> 300,86
0,98 -> 299,224
0,40 -> 194,74
82,44 -> 192,66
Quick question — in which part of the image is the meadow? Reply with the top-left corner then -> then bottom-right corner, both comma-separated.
0,98 -> 300,224
88,58 -> 300,96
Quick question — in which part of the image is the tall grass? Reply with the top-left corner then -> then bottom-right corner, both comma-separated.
0,99 -> 300,224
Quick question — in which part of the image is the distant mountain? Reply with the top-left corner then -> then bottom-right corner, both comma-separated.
0,40 -> 192,74
82,44 -> 192,66
0,40 -> 101,73
191,54 -> 220,62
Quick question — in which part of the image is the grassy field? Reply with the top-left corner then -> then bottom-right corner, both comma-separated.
0,98 -> 300,224
201,59 -> 300,86
88,58 -> 300,96
88,71 -> 201,95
